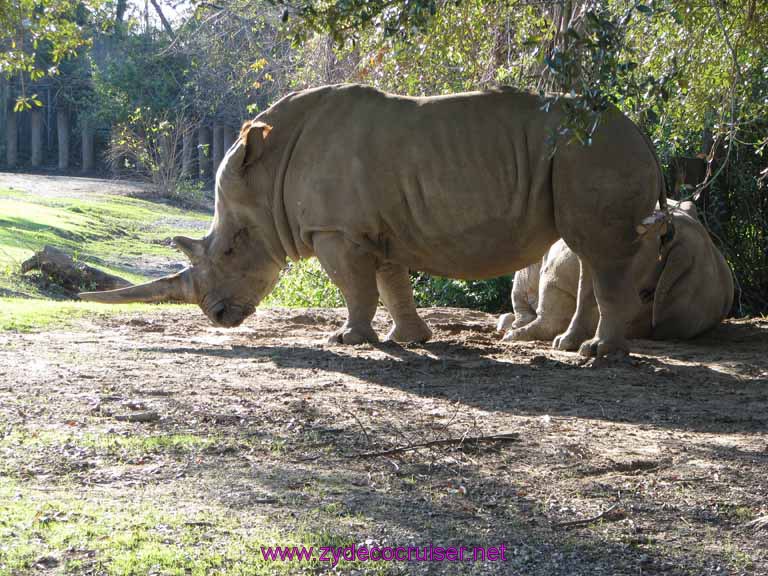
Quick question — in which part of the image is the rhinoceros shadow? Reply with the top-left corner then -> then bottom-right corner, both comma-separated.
146,319 -> 768,435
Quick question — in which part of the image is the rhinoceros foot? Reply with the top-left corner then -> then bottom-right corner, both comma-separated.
503,326 -> 539,342
497,312 -> 537,333
578,336 -> 630,358
384,319 -> 432,344
496,313 -> 515,332
552,327 -> 589,351
328,324 -> 380,345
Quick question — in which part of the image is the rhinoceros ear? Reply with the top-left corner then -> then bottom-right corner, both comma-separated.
240,120 -> 272,167
173,236 -> 205,263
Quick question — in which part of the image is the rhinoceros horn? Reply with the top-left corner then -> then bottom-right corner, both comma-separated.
78,268 -> 196,304
173,235 -> 205,263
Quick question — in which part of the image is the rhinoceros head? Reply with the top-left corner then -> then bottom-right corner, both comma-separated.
79,120 -> 284,328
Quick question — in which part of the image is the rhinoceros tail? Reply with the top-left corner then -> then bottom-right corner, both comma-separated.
633,125 -> 672,245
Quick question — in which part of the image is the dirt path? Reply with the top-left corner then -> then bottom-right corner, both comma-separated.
0,171 -> 152,198
1,307 -> 766,574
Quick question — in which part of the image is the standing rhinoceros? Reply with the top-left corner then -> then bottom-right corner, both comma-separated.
497,201 -> 734,342
80,84 -> 666,357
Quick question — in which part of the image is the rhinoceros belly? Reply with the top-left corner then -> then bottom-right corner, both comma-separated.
286,87 -> 561,278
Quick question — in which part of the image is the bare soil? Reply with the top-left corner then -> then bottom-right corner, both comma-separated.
0,172 -> 151,199
2,306 -> 767,575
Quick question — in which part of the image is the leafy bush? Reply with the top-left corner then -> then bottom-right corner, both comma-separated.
412,274 -> 512,313
699,137 -> 768,315
263,259 -> 344,308
107,108 -> 200,201
263,258 -> 512,312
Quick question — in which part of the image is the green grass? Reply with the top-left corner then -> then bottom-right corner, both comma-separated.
0,477 -> 279,575
0,297 -> 192,331
0,428 -> 216,457
0,476 -> 391,575
0,427 -> 391,574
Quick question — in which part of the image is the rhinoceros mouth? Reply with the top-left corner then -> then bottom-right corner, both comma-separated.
205,300 -> 256,328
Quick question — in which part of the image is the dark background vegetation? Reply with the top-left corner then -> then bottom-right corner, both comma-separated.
1,0 -> 766,314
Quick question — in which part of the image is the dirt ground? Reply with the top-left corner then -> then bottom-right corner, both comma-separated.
2,306 -> 767,575
0,172 -> 152,199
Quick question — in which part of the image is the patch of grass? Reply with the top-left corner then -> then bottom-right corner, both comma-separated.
0,478 -> 394,575
0,428 -> 214,456
81,432 -> 215,456
0,297 -> 190,332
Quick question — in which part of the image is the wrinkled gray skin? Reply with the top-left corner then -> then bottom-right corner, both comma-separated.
80,84 -> 666,357
498,201 -> 734,342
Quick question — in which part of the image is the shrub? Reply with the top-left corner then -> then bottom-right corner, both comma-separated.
412,273 -> 512,313
263,259 -> 344,308
107,108 -> 199,202
263,258 -> 512,313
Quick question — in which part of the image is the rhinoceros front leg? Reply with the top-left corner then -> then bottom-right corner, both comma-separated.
314,232 -> 379,345
376,262 -> 432,343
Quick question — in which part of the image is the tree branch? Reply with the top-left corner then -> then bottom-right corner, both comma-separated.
149,0 -> 176,39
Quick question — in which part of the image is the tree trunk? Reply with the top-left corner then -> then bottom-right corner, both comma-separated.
5,105 -> 17,168
30,108 -> 43,167
81,120 -> 95,173
182,127 -> 195,179
212,122 -> 226,176
223,126 -> 236,154
198,125 -> 212,180
115,0 -> 127,25
149,0 -> 176,39
57,108 -> 70,170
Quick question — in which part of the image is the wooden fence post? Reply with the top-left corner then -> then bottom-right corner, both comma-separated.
30,108 -> 43,167
57,107 -> 70,170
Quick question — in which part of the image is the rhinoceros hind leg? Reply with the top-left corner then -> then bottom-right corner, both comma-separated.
577,261 -> 635,357
507,277 -> 575,342
376,262 -> 432,343
314,232 -> 380,345
504,311 -> 572,343
553,258 -> 598,351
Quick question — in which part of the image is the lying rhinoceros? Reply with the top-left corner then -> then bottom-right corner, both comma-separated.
497,201 -> 733,342
80,84 -> 667,357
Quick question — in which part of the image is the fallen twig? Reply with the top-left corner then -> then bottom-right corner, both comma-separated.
745,516 -> 768,532
553,501 -> 622,529
667,475 -> 711,484
343,408 -> 371,445
344,431 -> 520,459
